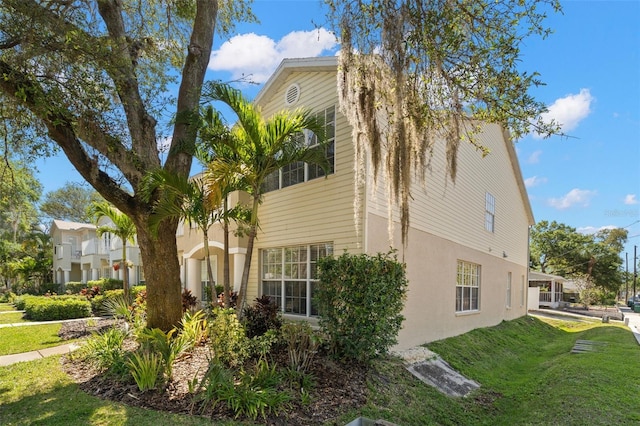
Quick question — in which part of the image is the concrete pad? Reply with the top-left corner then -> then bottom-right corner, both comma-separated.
406,357 -> 480,397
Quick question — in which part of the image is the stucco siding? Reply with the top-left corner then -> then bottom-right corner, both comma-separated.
367,213 -> 528,350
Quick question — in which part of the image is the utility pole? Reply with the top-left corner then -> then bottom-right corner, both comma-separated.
634,245 -> 637,308
625,252 -> 629,303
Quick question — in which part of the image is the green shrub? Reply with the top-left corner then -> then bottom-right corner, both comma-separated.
178,310 -> 209,348
64,282 -> 86,294
243,295 -> 282,338
316,250 -> 408,364
40,283 -> 63,295
13,295 -> 37,310
87,278 -> 123,291
23,296 -> 92,321
130,285 -> 146,298
208,307 -> 249,367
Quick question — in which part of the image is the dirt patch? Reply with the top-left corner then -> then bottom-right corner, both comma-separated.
59,319 -> 368,425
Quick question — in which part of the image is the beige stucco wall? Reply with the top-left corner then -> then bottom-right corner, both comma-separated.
367,213 -> 528,350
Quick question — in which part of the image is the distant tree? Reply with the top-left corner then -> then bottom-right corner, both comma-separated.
0,160 -> 41,243
530,220 -> 590,274
530,220 -> 627,293
326,0 -> 562,243
40,182 -> 104,223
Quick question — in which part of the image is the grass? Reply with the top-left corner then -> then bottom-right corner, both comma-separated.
336,315 -> 640,425
0,356 -> 240,426
0,303 -> 17,312
0,315 -> 638,425
0,323 -> 74,356
0,312 -> 27,324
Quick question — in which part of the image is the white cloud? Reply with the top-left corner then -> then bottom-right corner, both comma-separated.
624,194 -> 638,205
208,28 -> 338,83
548,188 -> 597,210
524,176 -> 548,188
534,88 -> 594,138
527,150 -> 543,164
577,225 -> 616,235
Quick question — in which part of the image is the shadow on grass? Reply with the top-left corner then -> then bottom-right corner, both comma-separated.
0,357 -> 213,426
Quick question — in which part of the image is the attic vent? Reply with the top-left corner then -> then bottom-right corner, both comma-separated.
284,83 -> 300,106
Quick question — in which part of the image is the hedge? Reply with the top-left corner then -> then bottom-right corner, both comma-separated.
64,282 -> 86,294
87,278 -> 123,292
23,296 -> 92,321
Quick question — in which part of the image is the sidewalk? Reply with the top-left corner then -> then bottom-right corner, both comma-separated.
0,315 -> 90,367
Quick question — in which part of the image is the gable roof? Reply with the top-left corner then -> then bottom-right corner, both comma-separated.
256,56 -> 534,226
51,219 -> 96,232
529,270 -> 567,282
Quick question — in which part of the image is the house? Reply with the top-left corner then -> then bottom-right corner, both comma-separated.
176,56 -> 534,350
51,218 -> 144,286
528,270 -> 567,310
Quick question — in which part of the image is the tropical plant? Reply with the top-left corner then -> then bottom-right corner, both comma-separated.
128,351 -> 164,392
242,295 -> 282,338
89,202 -> 137,298
280,321 -> 320,374
201,82 -> 331,314
79,326 -> 130,378
136,327 -> 189,380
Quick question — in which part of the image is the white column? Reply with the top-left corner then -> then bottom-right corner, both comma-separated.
233,253 -> 245,293
63,270 -> 70,284
92,268 -> 99,281
82,270 -> 88,284
186,258 -> 200,298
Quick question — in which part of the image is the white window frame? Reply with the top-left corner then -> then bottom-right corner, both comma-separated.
263,106 -> 336,192
485,192 -> 495,233
261,243 -> 333,317
456,260 -> 480,313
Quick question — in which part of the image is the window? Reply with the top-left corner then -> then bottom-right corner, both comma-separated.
506,272 -> 512,308
262,106 -> 336,193
261,243 -> 333,316
485,192 -> 495,232
456,260 -> 480,312
201,257 -> 217,301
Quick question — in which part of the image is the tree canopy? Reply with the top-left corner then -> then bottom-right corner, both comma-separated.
0,0 -> 255,330
530,220 -> 628,293
40,182 -> 104,223
326,0 -> 562,243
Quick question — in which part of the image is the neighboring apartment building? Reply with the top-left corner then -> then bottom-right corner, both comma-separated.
176,56 -> 535,350
51,218 -> 144,286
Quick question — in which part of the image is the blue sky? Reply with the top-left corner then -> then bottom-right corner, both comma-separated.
36,0 -> 640,259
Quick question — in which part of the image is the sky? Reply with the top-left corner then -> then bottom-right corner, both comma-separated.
35,0 -> 640,261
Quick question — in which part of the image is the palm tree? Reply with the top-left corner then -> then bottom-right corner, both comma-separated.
201,82 -> 331,315
142,106 -> 249,308
89,202 -> 137,298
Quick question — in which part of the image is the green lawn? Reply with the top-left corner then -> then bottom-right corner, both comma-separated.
0,323 -> 72,356
1,315 -> 638,425
0,312 -> 26,324
0,303 -> 16,312
336,316 -> 640,425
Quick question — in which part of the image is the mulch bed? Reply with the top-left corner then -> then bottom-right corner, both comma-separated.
59,319 -> 368,425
